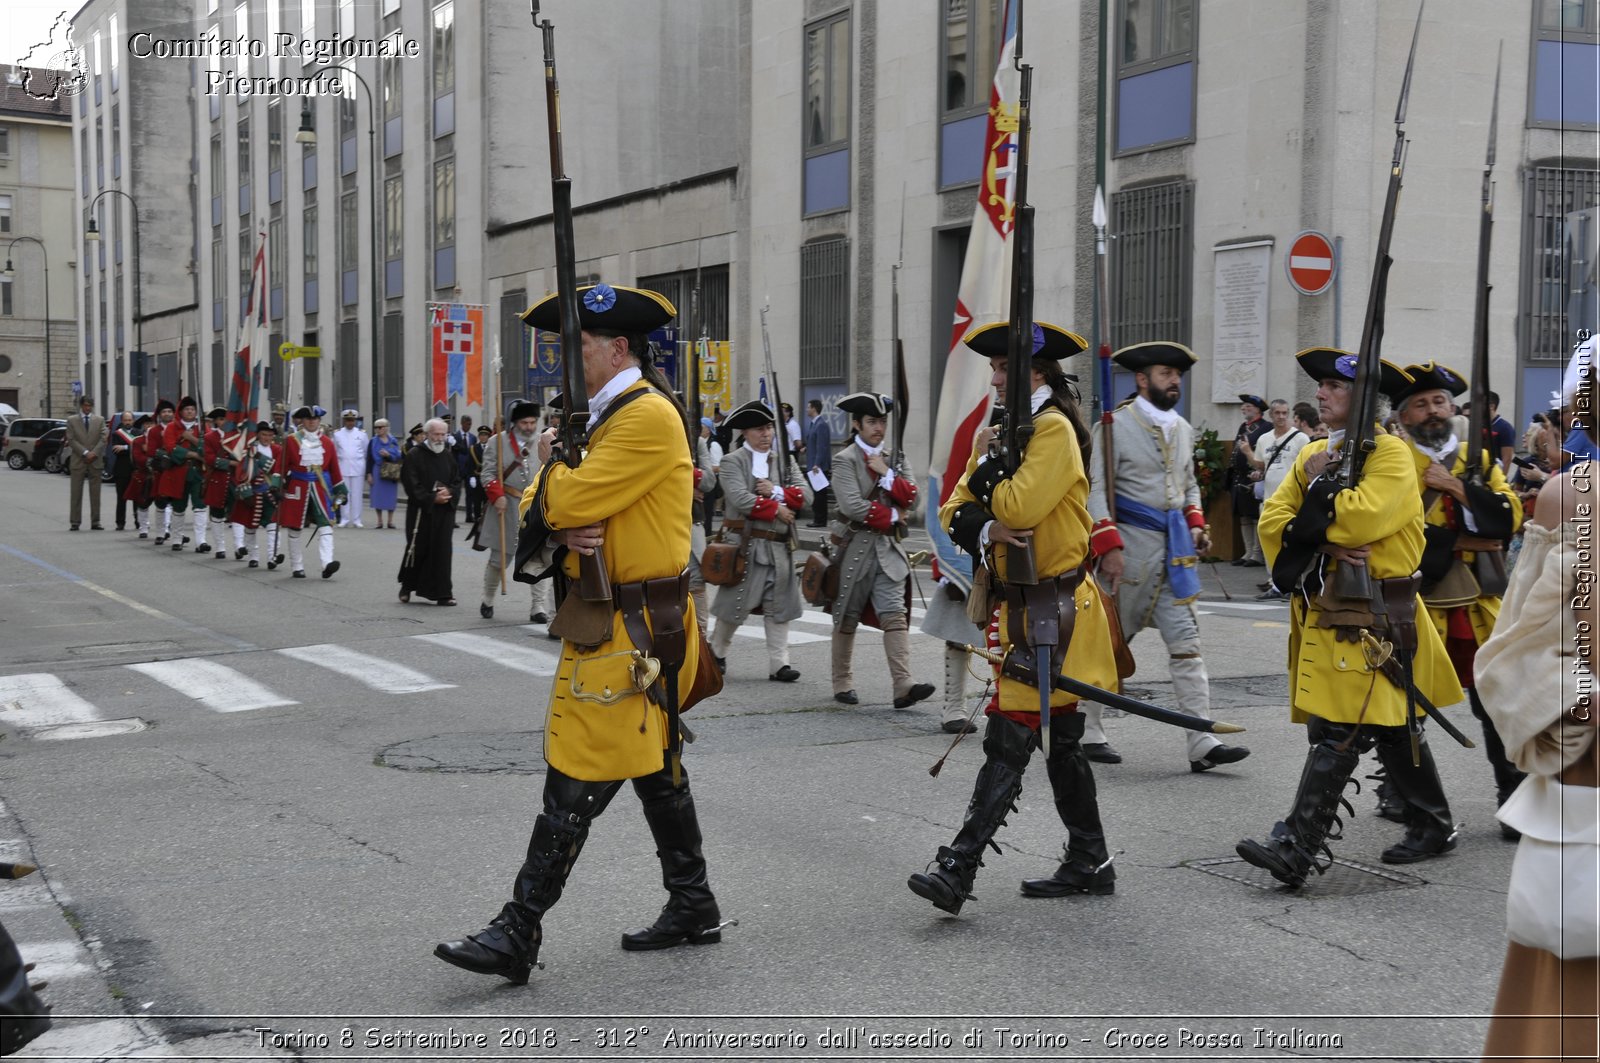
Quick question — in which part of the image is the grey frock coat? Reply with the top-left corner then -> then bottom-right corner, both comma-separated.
710,444 -> 809,625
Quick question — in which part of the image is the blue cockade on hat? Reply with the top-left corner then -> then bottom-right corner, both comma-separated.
1032,324 -> 1046,354
1334,354 -> 1359,379
582,283 -> 618,314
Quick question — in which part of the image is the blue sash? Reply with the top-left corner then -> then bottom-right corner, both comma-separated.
1114,494 -> 1201,603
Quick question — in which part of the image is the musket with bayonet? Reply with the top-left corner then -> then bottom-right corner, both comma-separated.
891,185 -> 909,471
758,302 -> 800,551
986,1 -> 1052,751
531,0 -> 609,605
1092,185 -> 1117,528
1464,45 -> 1501,487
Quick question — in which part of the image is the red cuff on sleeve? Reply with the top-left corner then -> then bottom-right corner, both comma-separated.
1089,519 -> 1125,558
783,485 -> 805,509
1183,505 -> 1206,531
886,476 -> 917,508
694,468 -> 704,487
750,496 -> 779,521
485,479 -> 506,504
866,500 -> 895,532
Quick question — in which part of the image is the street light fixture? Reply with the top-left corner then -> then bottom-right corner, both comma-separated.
84,188 -> 143,410
298,70 -> 382,418
4,237 -> 50,415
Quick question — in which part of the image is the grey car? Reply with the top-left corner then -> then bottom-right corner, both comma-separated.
2,418 -> 67,470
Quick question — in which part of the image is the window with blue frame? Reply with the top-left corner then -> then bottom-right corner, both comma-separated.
1532,0 -> 1600,128
939,0 -> 1002,189
1115,0 -> 1195,156
802,12 -> 850,216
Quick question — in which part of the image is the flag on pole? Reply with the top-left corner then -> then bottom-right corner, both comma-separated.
430,302 -> 486,406
925,0 -> 1022,593
226,227 -> 268,434
758,374 -> 769,410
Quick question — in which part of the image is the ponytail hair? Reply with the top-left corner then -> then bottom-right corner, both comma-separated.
1036,358 -> 1093,466
595,329 -> 697,458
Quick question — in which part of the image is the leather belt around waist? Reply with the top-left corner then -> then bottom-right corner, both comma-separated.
722,519 -> 785,542
846,520 -> 905,539
615,571 -> 691,671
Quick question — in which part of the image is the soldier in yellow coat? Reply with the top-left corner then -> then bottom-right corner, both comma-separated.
907,322 -> 1119,915
1390,361 -> 1524,835
435,284 -> 719,985
1237,349 -> 1464,889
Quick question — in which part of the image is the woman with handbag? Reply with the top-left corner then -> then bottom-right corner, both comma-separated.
367,419 -> 403,529
1478,362 -> 1598,1060
705,399 -> 810,682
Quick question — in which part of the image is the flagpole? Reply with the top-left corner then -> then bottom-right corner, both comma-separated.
493,338 -> 507,596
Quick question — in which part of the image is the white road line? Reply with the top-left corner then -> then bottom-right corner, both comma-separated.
0,674 -> 101,728
126,660 -> 297,713
414,631 -> 559,676
276,644 -> 455,694
733,622 -> 830,644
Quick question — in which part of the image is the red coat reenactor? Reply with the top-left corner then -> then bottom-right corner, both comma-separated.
278,405 -> 346,578
145,399 -> 178,544
158,397 -> 207,551
228,421 -> 283,568
121,413 -> 156,537
201,407 -> 246,558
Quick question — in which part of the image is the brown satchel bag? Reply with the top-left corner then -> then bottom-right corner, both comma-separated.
700,534 -> 747,587
801,551 -> 839,606
681,632 -> 724,713
1096,579 -> 1137,680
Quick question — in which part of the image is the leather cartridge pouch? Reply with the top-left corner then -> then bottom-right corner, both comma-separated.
801,551 -> 839,607
1420,560 -> 1481,610
617,572 -> 722,714
1096,578 -> 1137,680
549,591 -> 615,650
1459,535 -> 1510,599
966,565 -> 995,626
1377,574 -> 1421,654
701,522 -> 749,588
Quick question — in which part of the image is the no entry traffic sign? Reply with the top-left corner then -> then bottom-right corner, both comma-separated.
1287,230 -> 1336,296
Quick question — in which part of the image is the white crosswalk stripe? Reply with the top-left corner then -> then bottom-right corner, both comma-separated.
126,659 -> 297,713
0,674 -> 101,729
414,630 -> 559,676
276,644 -> 455,694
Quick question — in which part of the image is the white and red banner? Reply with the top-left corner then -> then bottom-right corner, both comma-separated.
925,0 -> 1021,593
225,227 -> 267,436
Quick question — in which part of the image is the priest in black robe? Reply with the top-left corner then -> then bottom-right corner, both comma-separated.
399,417 -> 462,605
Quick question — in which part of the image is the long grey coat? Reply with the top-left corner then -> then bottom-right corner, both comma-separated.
828,441 -> 910,623
710,444 -> 808,625
480,430 -> 538,566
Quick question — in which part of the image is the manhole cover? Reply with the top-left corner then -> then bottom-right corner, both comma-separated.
1186,855 -> 1427,896
377,731 -> 546,774
29,718 -> 149,741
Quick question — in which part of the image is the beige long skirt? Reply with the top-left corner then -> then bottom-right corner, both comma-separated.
1483,940 -> 1599,1061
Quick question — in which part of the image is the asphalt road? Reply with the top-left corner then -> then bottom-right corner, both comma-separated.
0,465 -> 1519,1061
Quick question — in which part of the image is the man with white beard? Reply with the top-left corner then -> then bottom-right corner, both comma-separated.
333,410 -> 370,528
478,400 -> 552,622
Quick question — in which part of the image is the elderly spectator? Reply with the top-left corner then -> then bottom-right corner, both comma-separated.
398,418 -> 462,606
367,419 -> 402,529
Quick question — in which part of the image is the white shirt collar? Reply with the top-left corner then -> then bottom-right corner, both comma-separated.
1029,384 -> 1051,415
742,441 -> 771,479
1134,396 -> 1180,432
586,366 -> 643,429
854,434 -> 884,457
1415,433 -> 1459,465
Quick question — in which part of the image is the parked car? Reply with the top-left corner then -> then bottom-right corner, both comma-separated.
33,426 -> 67,473
2,418 -> 66,470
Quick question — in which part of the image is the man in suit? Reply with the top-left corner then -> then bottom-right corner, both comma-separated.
803,398 -> 833,526
66,394 -> 109,530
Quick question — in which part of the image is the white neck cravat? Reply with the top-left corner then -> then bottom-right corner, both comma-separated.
1416,433 -> 1460,466
742,442 -> 771,480
1029,384 -> 1051,415
586,366 -> 643,430
1134,396 -> 1180,436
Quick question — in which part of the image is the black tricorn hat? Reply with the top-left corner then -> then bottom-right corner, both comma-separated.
255,420 -> 278,433
1237,393 -> 1267,411
1295,348 -> 1410,398
507,399 -> 541,423
547,392 -> 565,411
408,422 -> 424,436
1114,341 -> 1197,374
1393,361 -> 1469,405
521,283 -> 677,335
206,406 -> 227,420
723,399 -> 777,431
292,406 -> 313,420
836,392 -> 892,419
963,321 -> 1088,361
133,413 -> 154,428
154,399 -> 175,414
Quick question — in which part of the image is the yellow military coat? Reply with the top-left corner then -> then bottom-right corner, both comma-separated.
520,381 -> 701,782
1259,432 -> 1462,726
941,408 -> 1117,713
1406,442 -> 1523,646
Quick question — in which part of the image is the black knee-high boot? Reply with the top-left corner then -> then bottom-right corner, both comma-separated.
1373,725 -> 1458,864
1236,717 -> 1364,888
1020,713 -> 1114,897
621,767 -> 722,951
908,714 -> 1034,914
434,770 -> 621,983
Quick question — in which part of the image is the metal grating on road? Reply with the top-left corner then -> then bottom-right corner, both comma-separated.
1186,855 -> 1427,896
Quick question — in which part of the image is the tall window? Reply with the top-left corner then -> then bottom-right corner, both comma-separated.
799,238 -> 849,382
235,4 -> 251,75
212,237 -> 224,327
939,0 -> 1002,188
433,2 -> 455,96
268,101 -> 283,204
238,111 -> 251,183
0,126 -> 10,159
802,13 -> 850,216
382,9 -> 402,155
300,0 -> 315,47
384,175 -> 402,259
340,189 -> 358,306
303,206 -> 318,278
0,195 -> 11,234
268,216 -> 284,319
1115,0 -> 1196,155
111,103 -> 120,179
108,13 -> 119,92
1110,178 -> 1193,344
1532,1 -> 1600,128
1521,165 -> 1600,364
1,277 -> 12,317
338,0 -> 354,40
433,155 -> 455,288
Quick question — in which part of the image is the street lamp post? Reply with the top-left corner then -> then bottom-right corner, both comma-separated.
85,188 -> 142,411
300,64 -> 382,418
4,237 -> 51,415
